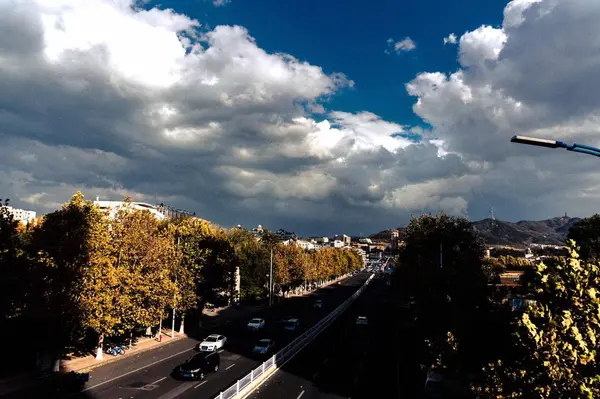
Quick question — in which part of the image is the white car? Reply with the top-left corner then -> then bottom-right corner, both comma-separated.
197,334 -> 227,352
356,316 -> 368,325
247,318 -> 265,330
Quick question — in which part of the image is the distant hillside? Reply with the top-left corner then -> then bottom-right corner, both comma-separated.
370,216 -> 581,246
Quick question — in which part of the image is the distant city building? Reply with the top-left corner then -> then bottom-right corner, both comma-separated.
4,206 -> 36,225
295,240 -> 316,251
332,240 -> 344,248
275,229 -> 297,241
93,198 -> 165,220
359,238 -> 373,244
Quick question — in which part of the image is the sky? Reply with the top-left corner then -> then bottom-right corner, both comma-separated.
1,0 -> 600,236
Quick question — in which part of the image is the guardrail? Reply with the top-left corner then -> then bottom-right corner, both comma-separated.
215,273 -> 374,399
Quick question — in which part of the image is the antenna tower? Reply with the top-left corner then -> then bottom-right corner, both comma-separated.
489,206 -> 496,221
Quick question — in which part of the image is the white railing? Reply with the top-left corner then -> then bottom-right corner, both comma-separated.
215,274 -> 374,399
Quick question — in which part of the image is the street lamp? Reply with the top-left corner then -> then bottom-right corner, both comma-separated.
511,135 -> 600,158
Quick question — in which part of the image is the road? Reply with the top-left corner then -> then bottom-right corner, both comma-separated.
246,276 -> 424,399
6,273 -> 369,399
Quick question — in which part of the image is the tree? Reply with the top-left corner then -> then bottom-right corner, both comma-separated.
474,240 -> 600,398
228,227 -> 269,301
568,214 -> 600,260
31,192 -> 116,366
394,213 -> 488,373
0,204 -> 27,321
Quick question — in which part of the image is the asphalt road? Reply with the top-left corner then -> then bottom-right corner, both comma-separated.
6,272 -> 369,399
246,275 -> 424,399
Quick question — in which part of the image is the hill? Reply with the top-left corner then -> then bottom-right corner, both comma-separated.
369,216 -> 581,246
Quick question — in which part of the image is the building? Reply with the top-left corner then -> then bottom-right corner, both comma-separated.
93,198 -> 165,220
4,206 -> 36,225
391,229 -> 399,251
359,238 -> 372,244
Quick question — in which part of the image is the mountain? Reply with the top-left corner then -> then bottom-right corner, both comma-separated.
369,216 -> 581,246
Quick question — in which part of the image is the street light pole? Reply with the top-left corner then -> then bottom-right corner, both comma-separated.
511,135 -> 600,158
269,247 -> 273,307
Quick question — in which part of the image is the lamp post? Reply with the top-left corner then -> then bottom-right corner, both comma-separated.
511,135 -> 600,158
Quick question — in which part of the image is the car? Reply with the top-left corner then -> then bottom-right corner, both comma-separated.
252,339 -> 275,355
197,334 -> 227,352
176,352 -> 220,380
424,371 -> 444,398
314,299 -> 323,308
356,316 -> 368,325
278,315 -> 295,324
283,318 -> 300,331
247,318 -> 265,330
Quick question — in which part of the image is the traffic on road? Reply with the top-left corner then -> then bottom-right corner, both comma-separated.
5,272 -> 370,399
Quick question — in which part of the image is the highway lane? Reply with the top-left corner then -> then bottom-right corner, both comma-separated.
247,276 -> 419,399
16,272 -> 369,399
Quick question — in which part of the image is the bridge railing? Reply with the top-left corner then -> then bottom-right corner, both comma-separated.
215,273 -> 374,399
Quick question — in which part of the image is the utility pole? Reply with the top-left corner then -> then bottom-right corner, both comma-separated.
269,247 -> 273,307
440,243 -> 443,269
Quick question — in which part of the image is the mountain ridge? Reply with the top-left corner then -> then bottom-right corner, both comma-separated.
369,216 -> 581,246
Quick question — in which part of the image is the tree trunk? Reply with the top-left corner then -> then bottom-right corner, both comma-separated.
96,334 -> 104,360
179,314 -> 185,335
52,357 -> 60,372
158,316 -> 162,339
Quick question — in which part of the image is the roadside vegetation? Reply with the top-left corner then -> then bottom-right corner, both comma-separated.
391,213 -> 600,398
0,192 -> 362,375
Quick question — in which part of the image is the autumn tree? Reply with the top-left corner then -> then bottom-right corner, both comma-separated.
474,241 -> 600,398
228,227 -> 269,301
31,192 -> 115,366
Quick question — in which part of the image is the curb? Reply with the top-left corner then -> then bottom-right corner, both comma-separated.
67,334 -> 188,373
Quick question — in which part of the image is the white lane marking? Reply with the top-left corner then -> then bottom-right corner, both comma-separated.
297,390 -> 305,399
194,380 -> 207,389
151,376 -> 166,385
225,363 -> 236,370
218,349 -> 224,353
80,347 -> 194,392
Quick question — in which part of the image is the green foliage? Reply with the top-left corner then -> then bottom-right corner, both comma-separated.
394,213 -> 489,373
0,204 -> 27,320
568,215 -> 600,260
474,240 -> 600,398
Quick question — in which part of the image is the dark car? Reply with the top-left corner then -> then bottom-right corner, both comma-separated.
176,351 -> 220,380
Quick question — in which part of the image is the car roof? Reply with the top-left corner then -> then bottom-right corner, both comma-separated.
250,318 -> 263,321
286,318 -> 299,322
206,334 -> 220,339
258,339 -> 272,343
357,316 -> 367,319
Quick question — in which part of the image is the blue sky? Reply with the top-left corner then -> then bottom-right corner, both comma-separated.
151,0 -> 508,128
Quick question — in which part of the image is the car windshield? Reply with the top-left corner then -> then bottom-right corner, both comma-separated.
256,340 -> 270,347
284,320 -> 296,326
205,336 -> 218,342
250,319 -> 262,323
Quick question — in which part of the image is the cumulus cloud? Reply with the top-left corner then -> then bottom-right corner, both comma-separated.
406,0 -> 600,221
1,0 -> 599,234
386,37 -> 416,54
443,33 -> 457,45
213,0 -> 231,7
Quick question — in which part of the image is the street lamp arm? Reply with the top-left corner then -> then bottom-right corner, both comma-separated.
510,135 -> 600,158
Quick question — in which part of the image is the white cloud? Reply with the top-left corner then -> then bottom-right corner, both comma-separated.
443,33 -> 457,45
213,0 -> 231,7
3,0 -> 599,234
386,37 -> 416,54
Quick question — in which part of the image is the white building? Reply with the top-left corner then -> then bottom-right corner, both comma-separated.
332,240 -> 344,248
359,238 -> 372,244
93,198 -> 165,220
296,240 -> 316,251
4,206 -> 36,224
